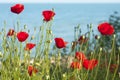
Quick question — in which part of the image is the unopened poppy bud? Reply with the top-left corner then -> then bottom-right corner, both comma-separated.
15,68 -> 18,71
24,53 -> 28,57
47,40 -> 52,43
35,62 -> 40,66
31,36 -> 35,40
113,34 -> 116,38
30,59 -> 34,65
28,30 -> 30,33
82,35 -> 85,39
91,52 -> 93,55
14,32 -> 17,36
100,47 -> 102,51
46,75 -> 50,80
47,30 -> 52,34
95,35 -> 100,39
14,47 -> 18,52
24,25 -> 27,29
19,61 -> 21,66
89,24 -> 92,28
63,73 -> 66,77
6,46 -> 9,51
3,36 -> 6,40
49,30 -> 52,34
52,8 -> 54,11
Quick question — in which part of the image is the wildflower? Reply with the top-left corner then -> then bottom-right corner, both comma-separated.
98,22 -> 114,35
28,65 -> 38,76
100,47 -> 103,51
7,29 -> 14,36
17,31 -> 29,42
54,37 -> 68,49
42,10 -> 55,22
78,35 -> 88,44
25,43 -> 36,51
113,34 -> 116,38
62,73 -> 66,78
75,52 -> 87,62
70,61 -> 81,69
83,59 -> 98,70
30,59 -> 34,65
46,75 -> 50,79
11,4 -> 24,14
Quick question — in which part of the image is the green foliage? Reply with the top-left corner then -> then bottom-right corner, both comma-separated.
109,11 -> 120,52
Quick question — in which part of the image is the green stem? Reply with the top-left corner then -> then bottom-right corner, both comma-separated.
105,36 -> 115,80
94,49 -> 102,80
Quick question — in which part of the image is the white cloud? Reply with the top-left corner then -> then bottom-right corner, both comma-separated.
0,0 -> 120,3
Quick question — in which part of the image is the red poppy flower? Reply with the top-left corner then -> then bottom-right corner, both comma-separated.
11,4 -> 24,14
25,43 -> 36,51
98,22 -> 114,35
7,29 -> 14,36
70,62 -> 81,69
42,10 -> 55,22
83,59 -> 98,70
78,36 -> 88,44
17,31 -> 29,42
54,38 -> 68,49
28,65 -> 38,76
75,52 -> 87,62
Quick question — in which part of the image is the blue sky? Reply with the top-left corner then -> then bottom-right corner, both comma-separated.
0,0 -> 120,3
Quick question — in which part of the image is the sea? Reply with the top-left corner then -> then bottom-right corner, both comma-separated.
0,3 -> 120,42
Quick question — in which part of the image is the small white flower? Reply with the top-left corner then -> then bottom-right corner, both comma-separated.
30,59 -> 34,65
113,34 -> 116,38
82,35 -> 85,39
46,75 -> 50,79
97,36 -> 100,39
100,47 -> 102,51
91,52 -> 94,55
63,73 -> 66,77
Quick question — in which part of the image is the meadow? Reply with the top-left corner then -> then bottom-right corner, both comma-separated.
0,3 -> 120,80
